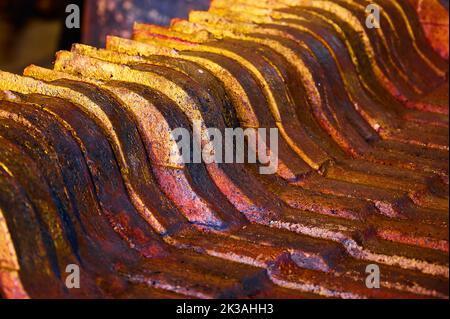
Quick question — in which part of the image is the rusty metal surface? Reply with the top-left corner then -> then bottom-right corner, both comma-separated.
0,0 -> 448,299
82,0 -> 211,47
409,0 -> 449,60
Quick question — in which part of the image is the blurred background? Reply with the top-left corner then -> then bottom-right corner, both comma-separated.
0,0 -> 210,73
0,0 -> 447,74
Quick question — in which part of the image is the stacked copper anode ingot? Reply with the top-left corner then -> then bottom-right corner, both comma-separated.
0,0 -> 448,299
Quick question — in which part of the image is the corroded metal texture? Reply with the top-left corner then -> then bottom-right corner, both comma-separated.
82,0 -> 211,47
408,0 -> 449,60
0,0 -> 448,299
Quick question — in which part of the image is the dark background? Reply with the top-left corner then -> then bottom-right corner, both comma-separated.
0,0 -> 210,73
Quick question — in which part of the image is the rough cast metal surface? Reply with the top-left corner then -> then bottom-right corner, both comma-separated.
0,0 -> 448,299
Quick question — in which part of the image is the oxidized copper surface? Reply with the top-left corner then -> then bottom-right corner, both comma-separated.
0,0 -> 448,299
